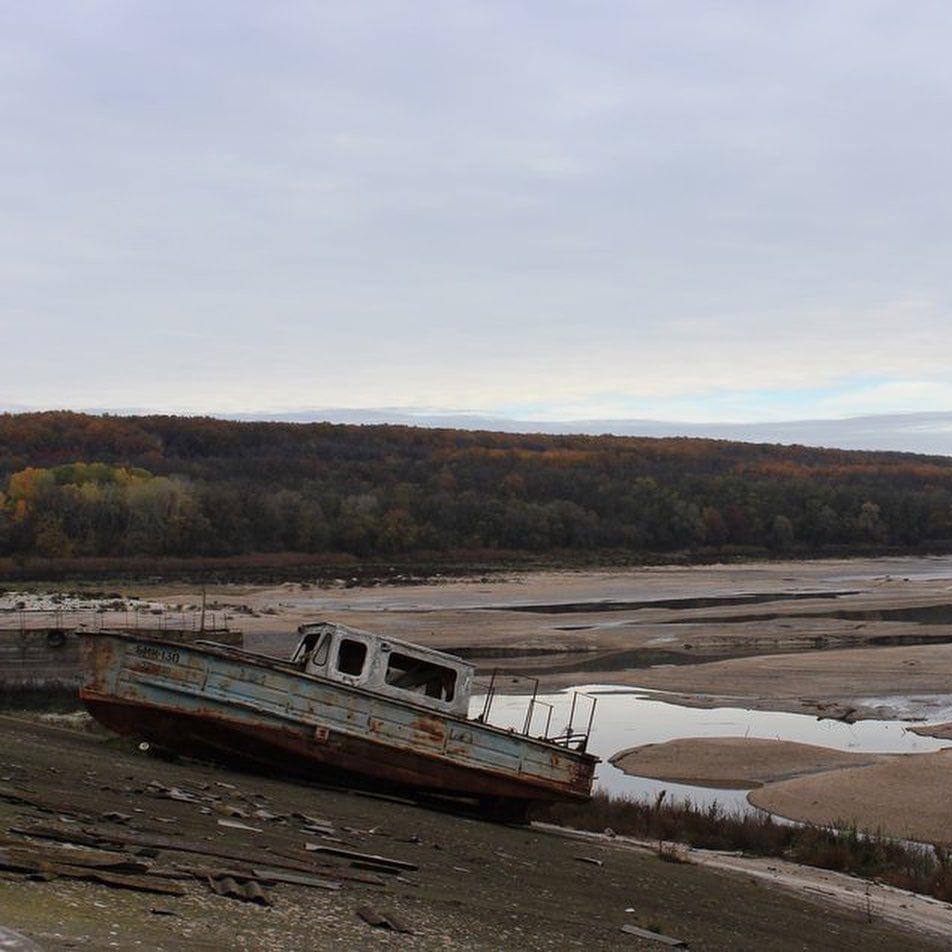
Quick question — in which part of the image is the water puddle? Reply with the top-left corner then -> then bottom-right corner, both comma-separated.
661,603 -> 952,627
471,685 -> 950,813
493,590 -> 854,615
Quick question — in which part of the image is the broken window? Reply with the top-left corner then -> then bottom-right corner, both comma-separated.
308,632 -> 330,668
384,652 -> 456,702
292,629 -> 327,666
336,638 -> 367,677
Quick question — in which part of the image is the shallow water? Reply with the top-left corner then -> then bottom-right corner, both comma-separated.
496,590 -> 852,615
471,685 -> 950,812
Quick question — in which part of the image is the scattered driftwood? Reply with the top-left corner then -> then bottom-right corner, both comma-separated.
207,874 -> 271,906
574,856 -> 603,867
0,845 -> 185,896
175,862 -> 342,892
620,924 -> 687,947
11,823 -> 379,886
262,847 -> 386,886
213,802 -> 250,819
356,905 -> 414,934
252,867 -> 343,891
304,843 -> 418,872
216,819 -> 263,833
148,784 -> 201,804
0,786 -> 91,820
293,812 -> 334,830
72,867 -> 186,896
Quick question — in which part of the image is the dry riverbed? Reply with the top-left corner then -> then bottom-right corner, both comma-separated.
2,715 -> 941,951
6,555 -> 952,910
9,555 -> 952,724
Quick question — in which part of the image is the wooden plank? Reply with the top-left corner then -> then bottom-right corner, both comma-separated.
303,843 -> 418,872
251,867 -> 342,891
10,824 -> 383,886
620,924 -> 687,947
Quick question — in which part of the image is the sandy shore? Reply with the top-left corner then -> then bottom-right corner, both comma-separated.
610,738 -> 885,789
748,749 -> 952,844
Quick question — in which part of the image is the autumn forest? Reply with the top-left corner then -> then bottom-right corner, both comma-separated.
2,412 -> 951,569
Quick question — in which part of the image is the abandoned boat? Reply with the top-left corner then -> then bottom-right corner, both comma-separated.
78,622 -> 598,816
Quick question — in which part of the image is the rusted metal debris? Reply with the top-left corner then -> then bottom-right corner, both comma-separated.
356,905 -> 414,934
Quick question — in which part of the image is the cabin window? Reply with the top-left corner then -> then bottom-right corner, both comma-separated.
384,652 -> 457,702
292,629 -> 327,666
336,639 -> 367,677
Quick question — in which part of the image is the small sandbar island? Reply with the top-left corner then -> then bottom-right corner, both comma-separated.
610,737 -> 886,789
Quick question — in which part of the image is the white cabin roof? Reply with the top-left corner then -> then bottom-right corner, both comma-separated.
294,621 -> 475,716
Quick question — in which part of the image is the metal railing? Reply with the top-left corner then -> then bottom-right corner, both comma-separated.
474,668 -> 598,752
0,609 -> 232,634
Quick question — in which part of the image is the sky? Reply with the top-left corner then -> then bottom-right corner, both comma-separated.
2,1 -> 952,428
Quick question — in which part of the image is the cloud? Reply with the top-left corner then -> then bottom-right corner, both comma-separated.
0,2 -> 951,420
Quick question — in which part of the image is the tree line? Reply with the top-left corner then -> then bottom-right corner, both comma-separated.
1,411 -> 951,561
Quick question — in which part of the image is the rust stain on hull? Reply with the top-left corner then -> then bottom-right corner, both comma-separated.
78,631 -> 598,811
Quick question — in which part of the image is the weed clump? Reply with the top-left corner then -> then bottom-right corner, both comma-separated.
538,791 -> 952,903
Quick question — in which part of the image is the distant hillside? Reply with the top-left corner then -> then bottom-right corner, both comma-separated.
230,408 -> 952,457
1,411 -> 951,565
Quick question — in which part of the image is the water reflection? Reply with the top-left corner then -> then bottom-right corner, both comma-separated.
471,685 -> 950,812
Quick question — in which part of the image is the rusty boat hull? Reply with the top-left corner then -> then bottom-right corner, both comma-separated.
78,631 -> 597,811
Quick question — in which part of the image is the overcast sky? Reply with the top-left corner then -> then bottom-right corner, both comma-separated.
2,2 -> 952,424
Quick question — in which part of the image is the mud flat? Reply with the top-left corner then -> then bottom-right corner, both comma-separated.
609,738 -> 885,790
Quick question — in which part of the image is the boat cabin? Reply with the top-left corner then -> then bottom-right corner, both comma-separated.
290,622 -> 474,718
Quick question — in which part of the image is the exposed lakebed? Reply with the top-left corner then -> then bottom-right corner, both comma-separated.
472,685 -> 951,812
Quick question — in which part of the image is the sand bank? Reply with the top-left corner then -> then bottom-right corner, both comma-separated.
748,749 -> 952,844
911,721 -> 952,740
610,737 -> 884,789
